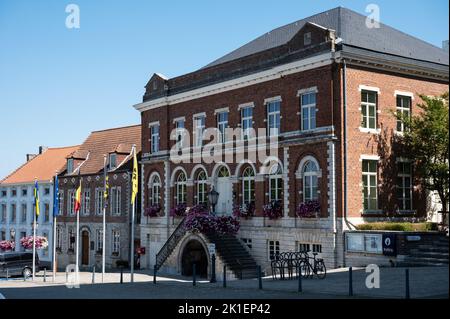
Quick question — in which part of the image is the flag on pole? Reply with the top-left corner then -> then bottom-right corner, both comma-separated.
74,179 -> 82,213
53,175 -> 60,217
103,173 -> 109,209
131,145 -> 138,204
34,180 -> 40,216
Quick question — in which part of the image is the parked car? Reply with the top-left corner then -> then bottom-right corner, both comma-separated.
0,252 -> 40,278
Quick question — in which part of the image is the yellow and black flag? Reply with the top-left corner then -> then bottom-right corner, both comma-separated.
131,145 -> 138,204
103,156 -> 109,209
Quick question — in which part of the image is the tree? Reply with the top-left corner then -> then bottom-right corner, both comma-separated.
395,92 -> 449,216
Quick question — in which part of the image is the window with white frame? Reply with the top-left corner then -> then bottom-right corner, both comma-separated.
10,203 -> 16,222
21,203 -> 27,222
361,90 -> 377,129
217,111 -> 229,143
151,124 -> 160,153
112,229 -> 120,255
301,92 -> 317,131
396,95 -> 411,133
68,189 -> 75,216
312,244 -> 322,253
109,153 -> 117,170
175,119 -> 185,149
22,188 -> 27,196
242,167 -> 255,205
196,170 -> 207,205
95,188 -> 104,215
44,203 -> 50,222
149,174 -> 161,205
267,101 -> 281,136
194,115 -> 205,147
241,107 -> 253,140
82,190 -> 90,215
175,172 -> 187,205
303,160 -> 319,202
362,160 -> 378,211
58,191 -> 64,216
110,187 -> 121,216
269,164 -> 282,202
397,161 -> 413,211
56,227 -> 62,249
96,229 -> 103,253
67,159 -> 74,174
268,240 -> 280,260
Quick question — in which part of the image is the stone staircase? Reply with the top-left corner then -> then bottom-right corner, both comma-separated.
204,233 -> 259,279
399,236 -> 449,267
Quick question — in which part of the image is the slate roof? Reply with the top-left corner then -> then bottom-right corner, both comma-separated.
0,146 -> 79,185
70,125 -> 141,175
205,7 -> 449,68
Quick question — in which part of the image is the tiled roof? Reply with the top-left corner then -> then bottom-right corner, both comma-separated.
205,7 -> 449,68
71,125 -> 141,175
0,146 -> 80,185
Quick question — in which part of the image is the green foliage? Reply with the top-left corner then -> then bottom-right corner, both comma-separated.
394,92 -> 449,212
356,222 -> 432,231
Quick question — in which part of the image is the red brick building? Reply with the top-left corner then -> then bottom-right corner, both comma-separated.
56,125 -> 141,270
134,7 -> 448,276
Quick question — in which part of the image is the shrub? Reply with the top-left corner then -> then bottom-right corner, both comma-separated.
356,222 -> 431,231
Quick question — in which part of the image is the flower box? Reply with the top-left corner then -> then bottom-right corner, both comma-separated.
263,200 -> 283,220
296,200 -> 320,218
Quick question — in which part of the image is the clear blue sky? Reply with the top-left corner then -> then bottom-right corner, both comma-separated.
0,0 -> 448,180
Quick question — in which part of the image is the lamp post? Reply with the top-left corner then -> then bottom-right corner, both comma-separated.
207,186 -> 219,215
10,229 -> 15,251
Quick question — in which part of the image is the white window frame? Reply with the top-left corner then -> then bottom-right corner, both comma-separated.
268,240 -> 280,261
269,164 -> 282,202
67,159 -> 74,174
150,124 -> 160,154
175,173 -> 187,205
217,111 -> 229,143
193,114 -> 206,147
397,160 -> 413,211
82,189 -> 90,216
360,90 -> 378,130
110,186 -> 121,216
196,170 -> 207,205
241,106 -> 253,140
396,95 -> 412,133
362,160 -> 378,212
68,189 -> 75,216
303,161 -> 319,202
242,167 -> 255,205
267,101 -> 281,137
95,188 -> 104,215
149,174 -> 161,205
175,119 -> 185,149
109,153 -> 117,170
300,92 -> 317,131
96,229 -> 103,252
112,229 -> 120,255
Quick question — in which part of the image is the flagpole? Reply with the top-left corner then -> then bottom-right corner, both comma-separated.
52,173 -> 58,282
102,154 -> 107,283
32,203 -> 36,281
130,146 -> 135,283
76,203 -> 80,279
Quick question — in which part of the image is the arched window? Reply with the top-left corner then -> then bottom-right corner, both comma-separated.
149,174 -> 161,205
217,166 -> 230,178
196,170 -> 207,205
269,164 -> 282,202
175,172 -> 187,205
242,167 -> 255,205
303,161 -> 319,201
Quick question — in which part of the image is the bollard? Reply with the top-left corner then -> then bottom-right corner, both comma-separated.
257,265 -> 262,290
297,265 -> 302,292
6,269 -> 9,281
120,267 -> 123,284
349,267 -> 353,296
153,265 -> 157,284
223,265 -> 227,288
66,270 -> 68,283
92,266 -> 95,284
192,264 -> 196,287
405,269 -> 410,299
23,271 -> 26,281
210,254 -> 217,283
44,268 -> 46,282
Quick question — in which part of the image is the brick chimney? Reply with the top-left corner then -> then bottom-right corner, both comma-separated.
26,154 -> 37,162
39,146 -> 48,154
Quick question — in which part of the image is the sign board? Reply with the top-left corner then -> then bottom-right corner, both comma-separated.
207,243 -> 216,256
382,233 -> 397,256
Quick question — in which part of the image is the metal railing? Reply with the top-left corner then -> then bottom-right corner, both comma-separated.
155,217 -> 187,271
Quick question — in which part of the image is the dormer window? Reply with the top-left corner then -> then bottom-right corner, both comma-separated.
109,153 -> 117,170
304,32 -> 311,46
67,159 -> 74,174
153,81 -> 158,91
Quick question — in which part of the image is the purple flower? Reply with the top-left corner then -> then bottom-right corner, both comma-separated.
263,200 -> 283,220
296,200 -> 320,218
145,204 -> 161,217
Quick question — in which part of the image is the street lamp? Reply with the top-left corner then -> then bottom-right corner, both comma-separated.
208,186 -> 219,215
10,229 -> 16,251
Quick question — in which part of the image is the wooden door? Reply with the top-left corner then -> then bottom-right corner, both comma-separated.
81,231 -> 89,265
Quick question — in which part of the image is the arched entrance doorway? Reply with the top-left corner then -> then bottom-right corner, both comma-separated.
215,166 -> 232,215
181,240 -> 208,277
81,230 -> 89,266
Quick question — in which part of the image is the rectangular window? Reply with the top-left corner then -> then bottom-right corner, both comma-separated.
217,111 -> 229,143
95,188 -> 104,215
67,159 -> 74,174
21,204 -> 27,222
0,190 -> 6,197
241,107 -> 253,140
96,229 -> 103,253
68,190 -> 75,216
44,203 -> 50,222
268,240 -> 280,261
361,90 -> 377,129
297,242 -> 311,252
241,238 -> 252,250
109,154 -> 117,169
42,232 -> 48,256
56,227 -> 62,249
151,125 -> 160,153
112,230 -> 120,255
397,162 -> 413,211
1,204 -> 6,222
110,187 -> 121,216
267,101 -> 281,136
396,95 -> 411,132
82,190 -> 90,215
44,187 -> 50,196
175,119 -> 185,149
1,231 -> 5,240
10,203 -> 16,222
11,189 -> 17,197
301,92 -> 317,131
362,160 -> 378,211
312,244 -> 322,253
194,115 -> 206,147
22,188 -> 27,197
59,191 -> 64,216
68,227 -> 75,250
20,232 -> 26,251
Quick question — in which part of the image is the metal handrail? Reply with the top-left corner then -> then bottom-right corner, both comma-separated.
155,217 -> 187,271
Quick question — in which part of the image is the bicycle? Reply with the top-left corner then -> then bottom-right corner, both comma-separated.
298,252 -> 327,279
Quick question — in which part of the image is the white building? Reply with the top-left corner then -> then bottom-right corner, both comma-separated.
0,146 -> 79,267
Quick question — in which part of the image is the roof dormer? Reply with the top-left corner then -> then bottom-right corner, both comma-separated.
143,73 -> 169,101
